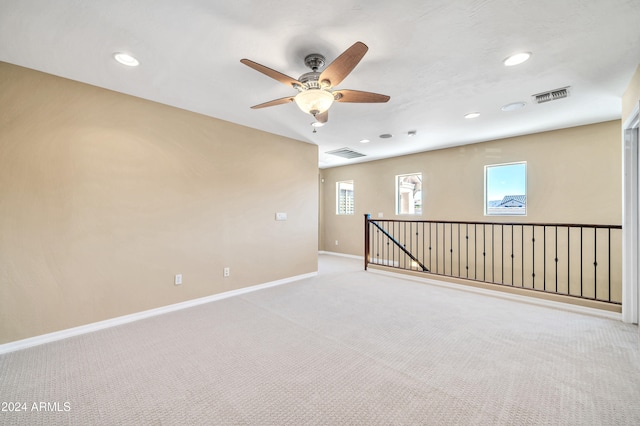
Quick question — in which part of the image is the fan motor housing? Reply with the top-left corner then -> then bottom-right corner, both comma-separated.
298,72 -> 322,89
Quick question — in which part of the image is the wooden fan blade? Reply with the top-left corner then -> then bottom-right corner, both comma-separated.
240,59 -> 302,88
315,110 -> 329,123
334,90 -> 390,103
250,96 -> 295,109
318,42 -> 368,88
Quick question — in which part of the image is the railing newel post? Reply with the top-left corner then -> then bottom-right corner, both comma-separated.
364,214 -> 371,270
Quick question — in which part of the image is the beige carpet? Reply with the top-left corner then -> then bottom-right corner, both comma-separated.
1,254 -> 639,425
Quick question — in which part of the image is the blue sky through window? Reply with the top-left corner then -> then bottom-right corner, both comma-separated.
486,163 -> 526,201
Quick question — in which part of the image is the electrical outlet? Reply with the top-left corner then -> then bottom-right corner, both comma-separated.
335,240 -> 339,245
223,267 -> 230,277
174,274 -> 182,285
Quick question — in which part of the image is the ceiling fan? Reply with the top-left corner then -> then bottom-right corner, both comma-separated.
240,41 -> 390,126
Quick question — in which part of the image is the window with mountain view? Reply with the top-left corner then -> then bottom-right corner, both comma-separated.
485,162 -> 527,216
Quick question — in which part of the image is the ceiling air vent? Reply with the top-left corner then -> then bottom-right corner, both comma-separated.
532,86 -> 570,104
326,147 -> 366,159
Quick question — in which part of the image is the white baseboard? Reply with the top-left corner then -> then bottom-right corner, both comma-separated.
369,268 -> 622,321
319,251 -> 363,260
369,258 -> 400,267
0,271 -> 317,355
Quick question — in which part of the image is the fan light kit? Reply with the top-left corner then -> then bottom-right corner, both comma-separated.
241,42 -> 390,126
295,89 -> 334,115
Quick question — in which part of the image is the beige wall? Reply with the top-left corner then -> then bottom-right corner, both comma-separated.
0,62 -> 318,344
320,120 -> 621,257
622,64 -> 640,124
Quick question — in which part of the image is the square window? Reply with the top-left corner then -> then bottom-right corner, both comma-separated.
485,162 -> 527,216
336,180 -> 354,215
396,173 -> 422,215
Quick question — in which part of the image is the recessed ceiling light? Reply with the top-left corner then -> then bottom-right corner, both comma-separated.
503,52 -> 531,66
407,130 -> 417,137
464,112 -> 480,119
360,139 -> 370,144
379,133 -> 393,139
113,52 -> 139,67
501,102 -> 526,112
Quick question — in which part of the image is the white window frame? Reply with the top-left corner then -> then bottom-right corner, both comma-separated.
484,161 -> 527,216
396,173 -> 422,215
622,101 -> 639,324
336,180 -> 354,215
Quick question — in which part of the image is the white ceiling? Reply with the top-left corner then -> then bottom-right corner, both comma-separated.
1,0 -> 639,168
